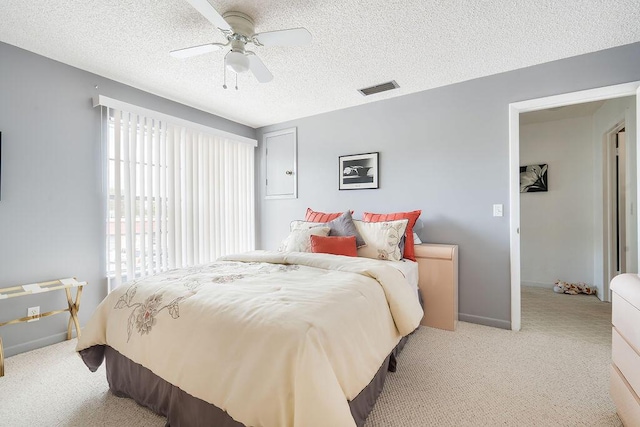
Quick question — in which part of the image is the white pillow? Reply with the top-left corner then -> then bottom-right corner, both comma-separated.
290,220 -> 325,231
354,219 -> 409,261
279,227 -> 331,252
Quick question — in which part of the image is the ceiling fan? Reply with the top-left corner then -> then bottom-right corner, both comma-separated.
171,0 -> 312,85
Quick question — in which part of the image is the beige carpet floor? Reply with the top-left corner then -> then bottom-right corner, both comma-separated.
0,286 -> 620,426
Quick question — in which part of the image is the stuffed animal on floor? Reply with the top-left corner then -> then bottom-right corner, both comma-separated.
553,280 -> 596,295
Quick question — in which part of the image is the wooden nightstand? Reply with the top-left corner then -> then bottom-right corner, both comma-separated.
414,244 -> 459,331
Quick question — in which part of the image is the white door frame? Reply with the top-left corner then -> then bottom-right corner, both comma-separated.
603,122 -> 627,300
509,81 -> 640,331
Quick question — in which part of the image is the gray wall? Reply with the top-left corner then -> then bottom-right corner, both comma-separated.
0,42 -> 255,357
256,42 -> 640,329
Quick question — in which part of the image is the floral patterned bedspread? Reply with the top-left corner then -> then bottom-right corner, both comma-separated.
76,250 -> 423,427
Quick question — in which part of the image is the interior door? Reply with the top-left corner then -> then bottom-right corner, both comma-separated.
264,128 -> 297,199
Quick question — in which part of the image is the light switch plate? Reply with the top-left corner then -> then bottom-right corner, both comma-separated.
493,204 -> 503,217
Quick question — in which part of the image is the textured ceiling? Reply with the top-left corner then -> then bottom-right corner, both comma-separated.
1,1 -> 640,128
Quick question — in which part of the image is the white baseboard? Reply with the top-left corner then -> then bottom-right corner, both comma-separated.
3,332 -> 69,358
521,280 -> 554,288
459,313 -> 511,330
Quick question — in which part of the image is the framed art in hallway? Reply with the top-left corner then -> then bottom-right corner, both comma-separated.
339,152 -> 379,190
520,164 -> 548,193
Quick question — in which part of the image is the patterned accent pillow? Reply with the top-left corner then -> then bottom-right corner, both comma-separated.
353,219 -> 409,261
279,227 -> 331,252
310,235 -> 358,257
363,210 -> 421,261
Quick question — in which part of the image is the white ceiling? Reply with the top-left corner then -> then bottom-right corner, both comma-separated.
1,1 -> 639,128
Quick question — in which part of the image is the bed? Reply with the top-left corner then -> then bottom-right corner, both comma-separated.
77,250 -> 423,427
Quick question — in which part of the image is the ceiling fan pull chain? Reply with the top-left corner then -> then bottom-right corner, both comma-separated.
222,62 -> 228,89
235,73 -> 239,90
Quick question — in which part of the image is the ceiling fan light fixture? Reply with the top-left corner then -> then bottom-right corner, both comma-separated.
226,51 -> 250,73
176,3 -> 312,84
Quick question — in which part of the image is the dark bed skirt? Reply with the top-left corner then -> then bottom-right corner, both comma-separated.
81,335 -> 409,427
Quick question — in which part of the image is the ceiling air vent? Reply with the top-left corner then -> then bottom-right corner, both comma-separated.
358,80 -> 399,96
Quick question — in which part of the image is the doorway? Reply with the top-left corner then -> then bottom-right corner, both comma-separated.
604,124 -> 629,301
509,82 -> 640,331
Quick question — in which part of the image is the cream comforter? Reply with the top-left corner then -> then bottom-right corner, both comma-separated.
76,251 -> 423,427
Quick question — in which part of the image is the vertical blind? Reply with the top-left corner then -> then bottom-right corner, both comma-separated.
104,106 -> 255,289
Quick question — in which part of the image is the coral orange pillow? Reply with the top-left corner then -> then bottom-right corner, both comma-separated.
305,208 -> 353,223
310,235 -> 358,257
363,210 -> 421,261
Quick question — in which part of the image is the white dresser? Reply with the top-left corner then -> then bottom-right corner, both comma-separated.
610,274 -> 640,426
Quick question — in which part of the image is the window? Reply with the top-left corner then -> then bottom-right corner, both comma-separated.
102,101 -> 255,289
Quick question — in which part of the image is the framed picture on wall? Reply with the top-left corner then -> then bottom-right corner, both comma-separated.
339,152 -> 379,190
520,164 -> 548,193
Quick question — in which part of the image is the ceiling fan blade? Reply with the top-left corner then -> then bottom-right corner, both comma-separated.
170,43 -> 223,58
253,28 -> 312,46
247,54 -> 273,83
184,0 -> 231,32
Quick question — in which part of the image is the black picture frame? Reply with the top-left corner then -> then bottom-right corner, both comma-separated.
339,152 -> 379,190
520,164 -> 548,193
